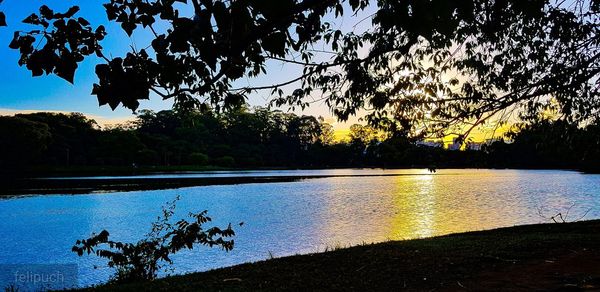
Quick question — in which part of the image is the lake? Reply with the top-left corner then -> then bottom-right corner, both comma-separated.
1,169 -> 599,288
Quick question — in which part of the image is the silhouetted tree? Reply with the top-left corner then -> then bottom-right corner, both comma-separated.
2,110 -> 599,172
2,0 -> 597,140
0,116 -> 51,167
15,112 -> 97,166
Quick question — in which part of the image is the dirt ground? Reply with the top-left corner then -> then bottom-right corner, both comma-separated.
461,249 -> 600,291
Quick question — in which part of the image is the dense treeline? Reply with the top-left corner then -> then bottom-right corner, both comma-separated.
0,109 -> 598,173
485,120 -> 600,172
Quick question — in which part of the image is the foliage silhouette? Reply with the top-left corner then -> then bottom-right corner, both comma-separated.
0,116 -> 51,166
1,0 -> 597,139
1,109 -> 599,173
72,195 -> 235,283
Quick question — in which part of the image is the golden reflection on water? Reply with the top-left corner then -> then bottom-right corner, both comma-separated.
319,169 -> 544,245
381,170 -> 537,240
387,174 -> 437,239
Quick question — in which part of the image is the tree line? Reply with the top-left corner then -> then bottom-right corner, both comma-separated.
0,108 -> 598,173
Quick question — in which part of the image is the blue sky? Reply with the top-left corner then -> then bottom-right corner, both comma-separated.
0,0 -> 175,121
0,1 -> 374,127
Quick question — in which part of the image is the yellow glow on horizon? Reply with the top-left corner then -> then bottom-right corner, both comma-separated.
333,129 -> 351,142
332,121 -> 514,144
442,122 -> 515,145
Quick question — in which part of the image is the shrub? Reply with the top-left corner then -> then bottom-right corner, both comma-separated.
72,196 -> 235,283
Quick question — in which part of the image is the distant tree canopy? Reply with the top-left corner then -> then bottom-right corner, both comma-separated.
0,116 -> 51,165
0,109 -> 340,169
1,110 -> 599,172
2,0 -> 598,139
485,118 -> 600,171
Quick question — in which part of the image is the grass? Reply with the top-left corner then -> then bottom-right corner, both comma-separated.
81,220 -> 600,291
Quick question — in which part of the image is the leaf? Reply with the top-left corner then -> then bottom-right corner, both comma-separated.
95,25 -> 106,40
64,6 -> 80,18
22,14 -> 40,25
104,4 -> 119,21
39,5 -> 54,19
55,54 -> 78,83
78,17 -> 90,26
8,32 -> 20,49
138,14 -> 155,27
121,21 -> 137,36
262,31 -> 287,57
0,12 -> 6,26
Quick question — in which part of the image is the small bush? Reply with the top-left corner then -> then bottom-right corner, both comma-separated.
72,196 -> 235,283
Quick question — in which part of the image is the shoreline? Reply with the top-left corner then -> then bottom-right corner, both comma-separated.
80,220 -> 600,291
1,168 -> 593,196
3,164 -> 593,179
1,173 -> 435,196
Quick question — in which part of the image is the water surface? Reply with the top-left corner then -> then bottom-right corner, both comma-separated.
1,169 -> 598,288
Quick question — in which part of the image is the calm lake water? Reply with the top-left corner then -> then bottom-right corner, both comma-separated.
1,169 -> 599,288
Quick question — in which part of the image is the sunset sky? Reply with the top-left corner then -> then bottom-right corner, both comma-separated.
0,1 -> 367,130
0,1 -> 507,143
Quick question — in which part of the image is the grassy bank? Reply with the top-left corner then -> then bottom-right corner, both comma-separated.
84,220 -> 600,291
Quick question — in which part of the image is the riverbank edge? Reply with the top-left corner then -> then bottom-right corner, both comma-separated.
4,164 -> 597,180
2,168 -> 595,196
0,173 -> 437,196
80,220 -> 600,291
